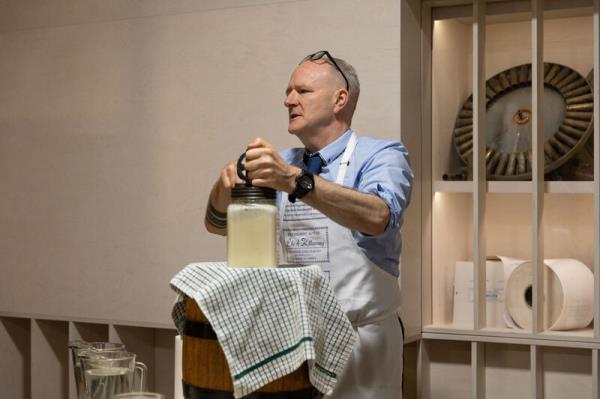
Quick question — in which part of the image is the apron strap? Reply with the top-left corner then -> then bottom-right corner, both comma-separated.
335,132 -> 358,185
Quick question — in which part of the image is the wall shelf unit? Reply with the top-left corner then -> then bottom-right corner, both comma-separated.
420,0 -> 600,397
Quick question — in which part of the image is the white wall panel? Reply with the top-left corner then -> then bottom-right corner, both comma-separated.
0,0 -> 302,32
0,0 -> 403,325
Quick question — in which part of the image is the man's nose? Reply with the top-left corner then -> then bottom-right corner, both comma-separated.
284,91 -> 298,107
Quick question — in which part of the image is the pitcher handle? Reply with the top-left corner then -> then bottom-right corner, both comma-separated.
133,361 -> 148,392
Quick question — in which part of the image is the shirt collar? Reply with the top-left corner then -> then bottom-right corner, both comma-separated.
305,129 -> 352,167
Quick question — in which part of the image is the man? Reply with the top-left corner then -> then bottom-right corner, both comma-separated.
205,50 -> 413,399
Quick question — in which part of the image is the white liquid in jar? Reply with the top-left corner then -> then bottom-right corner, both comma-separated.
227,203 -> 277,268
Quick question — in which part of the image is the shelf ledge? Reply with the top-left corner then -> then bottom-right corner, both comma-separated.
434,180 -> 594,193
422,324 -> 597,348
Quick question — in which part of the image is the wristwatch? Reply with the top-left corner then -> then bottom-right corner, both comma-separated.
288,169 -> 315,203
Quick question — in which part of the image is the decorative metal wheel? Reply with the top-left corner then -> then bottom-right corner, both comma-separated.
453,63 -> 594,180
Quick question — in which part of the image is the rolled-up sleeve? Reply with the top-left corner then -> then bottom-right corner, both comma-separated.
356,142 -> 413,232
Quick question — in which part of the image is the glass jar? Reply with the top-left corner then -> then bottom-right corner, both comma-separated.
227,184 -> 277,268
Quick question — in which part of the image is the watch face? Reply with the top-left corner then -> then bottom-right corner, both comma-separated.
298,174 -> 314,190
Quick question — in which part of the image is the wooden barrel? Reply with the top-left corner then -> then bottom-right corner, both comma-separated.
182,298 -> 321,398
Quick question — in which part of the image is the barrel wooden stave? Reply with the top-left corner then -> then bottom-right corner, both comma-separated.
183,298 -> 312,393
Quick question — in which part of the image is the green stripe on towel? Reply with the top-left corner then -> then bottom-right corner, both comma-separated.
234,337 -> 314,380
315,363 -> 336,378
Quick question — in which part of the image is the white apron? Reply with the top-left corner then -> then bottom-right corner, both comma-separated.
279,133 -> 403,399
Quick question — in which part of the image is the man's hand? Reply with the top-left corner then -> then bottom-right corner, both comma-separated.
244,138 -> 301,193
213,160 -> 244,209
205,160 -> 244,235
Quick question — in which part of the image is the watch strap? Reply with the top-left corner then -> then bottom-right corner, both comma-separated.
288,169 -> 314,203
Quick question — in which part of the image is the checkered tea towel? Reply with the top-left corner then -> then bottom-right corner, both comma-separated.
170,262 -> 356,398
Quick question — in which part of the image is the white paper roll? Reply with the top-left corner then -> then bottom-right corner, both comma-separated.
497,256 -> 527,329
505,259 -> 594,331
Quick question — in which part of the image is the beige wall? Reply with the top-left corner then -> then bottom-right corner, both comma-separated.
0,0 -> 405,326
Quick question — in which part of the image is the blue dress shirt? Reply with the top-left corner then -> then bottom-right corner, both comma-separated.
278,129 -> 413,277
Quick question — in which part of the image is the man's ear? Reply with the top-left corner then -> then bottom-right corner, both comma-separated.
334,89 -> 349,110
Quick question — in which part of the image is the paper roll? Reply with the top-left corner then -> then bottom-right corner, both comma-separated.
497,256 -> 526,329
505,259 -> 594,330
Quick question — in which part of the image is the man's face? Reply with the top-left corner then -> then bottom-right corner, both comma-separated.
284,61 -> 341,138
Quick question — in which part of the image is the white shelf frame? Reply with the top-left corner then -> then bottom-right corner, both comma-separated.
531,0 -> 545,338
473,0 -> 487,334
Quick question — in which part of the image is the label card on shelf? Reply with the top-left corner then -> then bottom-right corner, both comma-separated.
453,259 -> 506,328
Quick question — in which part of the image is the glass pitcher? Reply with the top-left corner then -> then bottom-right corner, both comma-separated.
69,341 -> 127,399
79,350 -> 146,399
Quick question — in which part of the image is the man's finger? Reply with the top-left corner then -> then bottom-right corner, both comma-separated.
244,154 -> 277,173
229,165 -> 244,184
246,137 -> 273,150
221,162 -> 243,188
249,178 -> 267,187
246,137 -> 263,148
245,147 -> 274,161
247,167 -> 273,180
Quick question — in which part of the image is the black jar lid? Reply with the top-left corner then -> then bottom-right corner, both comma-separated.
231,184 -> 276,200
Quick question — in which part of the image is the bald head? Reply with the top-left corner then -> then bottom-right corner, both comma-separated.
283,61 -> 349,149
293,60 -> 342,91
302,59 -> 347,91
300,56 -> 359,123
291,57 -> 359,125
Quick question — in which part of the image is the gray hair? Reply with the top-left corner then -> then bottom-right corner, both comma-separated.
303,56 -> 360,123
333,57 -> 360,122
